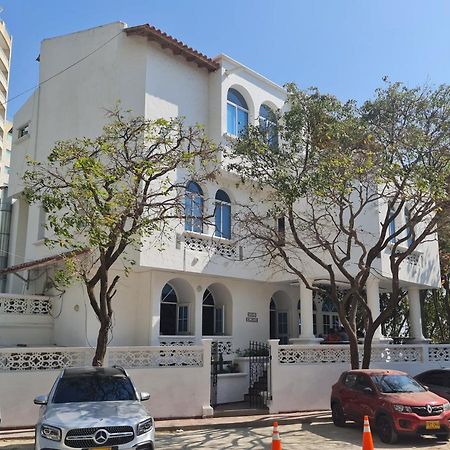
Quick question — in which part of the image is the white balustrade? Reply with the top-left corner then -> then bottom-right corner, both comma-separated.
159,336 -> 196,346
428,345 -> 450,362
278,344 -> 429,365
0,347 -> 93,371
183,232 -> 238,259
109,346 -> 204,368
206,337 -> 233,356
0,294 -> 52,316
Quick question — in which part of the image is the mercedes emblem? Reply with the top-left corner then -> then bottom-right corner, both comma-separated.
93,429 -> 109,445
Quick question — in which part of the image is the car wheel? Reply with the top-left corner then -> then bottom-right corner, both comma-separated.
377,415 -> 398,444
331,401 -> 346,427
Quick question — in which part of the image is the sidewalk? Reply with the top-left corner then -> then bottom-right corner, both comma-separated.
0,410 -> 331,440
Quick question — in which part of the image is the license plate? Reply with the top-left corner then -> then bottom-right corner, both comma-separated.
425,421 -> 440,430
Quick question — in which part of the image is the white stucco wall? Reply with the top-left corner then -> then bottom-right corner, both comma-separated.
0,342 -> 211,427
269,342 -> 450,414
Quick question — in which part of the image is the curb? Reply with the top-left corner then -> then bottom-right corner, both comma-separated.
0,412 -> 332,440
156,411 -> 332,432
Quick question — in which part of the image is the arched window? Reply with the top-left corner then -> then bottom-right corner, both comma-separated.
259,104 -> 278,148
185,181 -> 203,233
202,289 -> 224,336
270,299 -> 277,340
388,208 -> 397,243
405,207 -> 414,248
270,297 -> 288,344
160,283 -> 189,335
215,190 -> 231,239
227,88 -> 248,136
322,297 -> 339,335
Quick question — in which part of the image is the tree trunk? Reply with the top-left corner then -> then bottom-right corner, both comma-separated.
362,327 -> 375,369
349,332 -> 360,369
92,320 -> 110,366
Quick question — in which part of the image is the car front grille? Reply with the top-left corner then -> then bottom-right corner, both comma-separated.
411,405 -> 444,416
65,426 -> 134,448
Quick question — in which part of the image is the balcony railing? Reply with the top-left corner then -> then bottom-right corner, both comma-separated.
182,231 -> 241,260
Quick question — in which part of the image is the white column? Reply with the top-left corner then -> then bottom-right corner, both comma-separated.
408,287 -> 425,341
194,288 -> 203,343
150,281 -> 162,345
293,279 -> 320,343
290,298 -> 300,339
366,276 -> 384,340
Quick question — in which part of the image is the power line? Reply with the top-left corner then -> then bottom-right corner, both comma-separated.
3,29 -> 123,108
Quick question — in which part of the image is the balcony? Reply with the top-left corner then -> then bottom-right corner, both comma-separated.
0,71 -> 8,93
181,231 -> 241,260
0,47 -> 9,74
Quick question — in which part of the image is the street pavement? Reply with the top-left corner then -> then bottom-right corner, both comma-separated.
1,420 -> 450,449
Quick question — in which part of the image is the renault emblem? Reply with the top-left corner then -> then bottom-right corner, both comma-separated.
426,404 -> 433,414
93,429 -> 109,445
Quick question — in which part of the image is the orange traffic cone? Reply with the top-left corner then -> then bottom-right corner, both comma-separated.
272,421 -> 282,450
362,415 -> 374,450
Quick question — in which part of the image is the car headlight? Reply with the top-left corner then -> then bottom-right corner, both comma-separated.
443,402 -> 450,411
137,418 -> 153,435
393,404 -> 413,413
40,424 -> 62,441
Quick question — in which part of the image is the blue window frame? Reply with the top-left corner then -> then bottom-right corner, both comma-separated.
259,104 -> 278,148
202,289 -> 224,336
185,181 -> 203,233
405,208 -> 414,247
177,305 -> 189,334
227,88 -> 248,136
388,209 -> 396,243
160,283 -> 190,335
215,189 -> 231,239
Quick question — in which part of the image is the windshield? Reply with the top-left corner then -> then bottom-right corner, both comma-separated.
52,375 -> 137,403
371,374 -> 426,393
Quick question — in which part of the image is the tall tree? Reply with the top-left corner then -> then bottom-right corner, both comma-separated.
228,83 -> 450,368
23,110 -> 216,366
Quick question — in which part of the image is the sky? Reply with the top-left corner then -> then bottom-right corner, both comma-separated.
2,0 -> 450,120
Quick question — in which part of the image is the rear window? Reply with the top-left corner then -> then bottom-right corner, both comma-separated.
371,374 -> 426,393
52,375 -> 137,403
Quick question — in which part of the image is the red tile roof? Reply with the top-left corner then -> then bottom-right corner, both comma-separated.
125,24 -> 220,72
0,249 -> 90,275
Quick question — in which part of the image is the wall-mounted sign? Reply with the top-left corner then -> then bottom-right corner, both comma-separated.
246,312 -> 258,323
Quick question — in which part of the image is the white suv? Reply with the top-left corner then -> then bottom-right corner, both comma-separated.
34,367 -> 154,450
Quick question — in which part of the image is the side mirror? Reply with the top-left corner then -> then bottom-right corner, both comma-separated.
140,392 -> 150,401
363,387 -> 374,395
34,395 -> 48,405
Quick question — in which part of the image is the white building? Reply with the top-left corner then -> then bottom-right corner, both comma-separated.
6,20 -> 441,349
0,22 -> 446,426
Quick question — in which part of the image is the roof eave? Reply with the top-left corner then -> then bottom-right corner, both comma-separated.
125,24 -> 220,72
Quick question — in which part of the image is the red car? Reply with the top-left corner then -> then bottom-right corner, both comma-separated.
331,369 -> 450,444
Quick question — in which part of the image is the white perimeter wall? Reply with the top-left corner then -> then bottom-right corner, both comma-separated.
0,342 -> 211,427
269,341 -> 450,414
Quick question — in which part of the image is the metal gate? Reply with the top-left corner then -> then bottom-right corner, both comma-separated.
210,341 -> 219,407
248,341 -> 270,409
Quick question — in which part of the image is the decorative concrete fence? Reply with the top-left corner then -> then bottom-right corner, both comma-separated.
0,341 -> 212,427
268,340 -> 450,414
0,293 -> 53,346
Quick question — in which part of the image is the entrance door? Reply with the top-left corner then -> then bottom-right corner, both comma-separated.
277,311 -> 289,344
